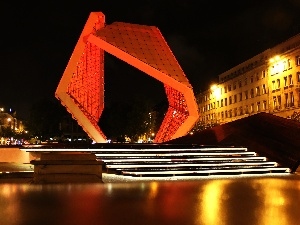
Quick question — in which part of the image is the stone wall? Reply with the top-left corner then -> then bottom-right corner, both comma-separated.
0,147 -> 39,163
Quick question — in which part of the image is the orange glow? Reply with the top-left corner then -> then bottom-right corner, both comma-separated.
254,179 -> 291,225
56,12 -> 199,143
269,55 -> 281,63
210,84 -> 221,100
197,180 -> 230,225
55,12 -> 106,143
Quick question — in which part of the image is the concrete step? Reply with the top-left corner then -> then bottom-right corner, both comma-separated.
20,145 -> 292,178
92,147 -> 291,177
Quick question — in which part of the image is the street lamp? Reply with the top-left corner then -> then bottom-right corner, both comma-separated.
210,84 -> 221,100
210,84 -> 221,125
269,55 -> 284,75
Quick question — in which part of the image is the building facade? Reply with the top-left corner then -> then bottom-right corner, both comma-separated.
197,33 -> 300,127
0,107 -> 25,145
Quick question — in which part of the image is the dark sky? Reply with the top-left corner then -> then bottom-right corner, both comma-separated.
1,0 -> 300,119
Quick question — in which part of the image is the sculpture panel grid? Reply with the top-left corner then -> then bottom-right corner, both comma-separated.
56,12 -> 198,143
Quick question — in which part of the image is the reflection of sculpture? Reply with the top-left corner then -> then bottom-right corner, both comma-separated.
55,12 -> 199,143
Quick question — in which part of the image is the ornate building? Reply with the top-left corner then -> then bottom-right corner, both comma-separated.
197,33 -> 300,127
0,107 -> 25,144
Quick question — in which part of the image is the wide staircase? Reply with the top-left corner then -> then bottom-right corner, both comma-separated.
89,144 -> 291,178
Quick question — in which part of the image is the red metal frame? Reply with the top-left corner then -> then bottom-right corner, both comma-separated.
55,12 -> 199,143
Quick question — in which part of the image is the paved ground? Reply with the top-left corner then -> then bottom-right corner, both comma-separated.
1,166 -> 300,225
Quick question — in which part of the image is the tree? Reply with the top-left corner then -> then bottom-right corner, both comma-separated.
99,99 -> 153,142
291,111 -> 300,122
27,97 -> 67,140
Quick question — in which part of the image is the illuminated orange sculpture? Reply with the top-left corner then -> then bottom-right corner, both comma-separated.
55,12 -> 199,143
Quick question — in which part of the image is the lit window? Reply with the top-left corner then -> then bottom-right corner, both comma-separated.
244,90 -> 248,99
262,70 -> 266,78
245,105 -> 249,114
277,79 -> 280,89
238,80 -> 242,88
250,104 -> 254,113
296,55 -> 300,66
272,81 -> 276,90
257,102 -> 260,112
263,101 -> 267,110
273,96 -> 277,109
284,76 -> 288,87
277,95 -> 281,109
256,86 -> 260,96
256,73 -> 259,81
288,59 -> 292,69
290,92 -> 294,106
271,65 -> 275,76
289,75 -> 293,86
239,106 -> 243,116
271,63 -> 280,75
283,61 -> 287,71
250,89 -> 254,98
234,108 -> 237,116
285,93 -> 289,107
262,84 -> 266,94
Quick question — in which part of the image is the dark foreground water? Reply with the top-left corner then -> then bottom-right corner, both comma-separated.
1,175 -> 300,225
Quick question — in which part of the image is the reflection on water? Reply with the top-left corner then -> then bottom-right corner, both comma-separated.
253,179 -> 300,225
199,180 -> 231,225
0,176 -> 300,225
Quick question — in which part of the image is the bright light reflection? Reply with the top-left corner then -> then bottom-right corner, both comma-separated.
106,183 -> 113,195
1,184 -> 14,198
254,179 -> 290,225
198,180 -> 230,225
0,184 -> 21,224
211,84 -> 221,100
148,182 -> 158,199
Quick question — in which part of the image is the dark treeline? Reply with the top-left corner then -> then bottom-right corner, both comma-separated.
25,97 -> 167,143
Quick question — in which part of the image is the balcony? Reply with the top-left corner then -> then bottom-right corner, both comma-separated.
284,103 -> 294,108
273,106 -> 281,111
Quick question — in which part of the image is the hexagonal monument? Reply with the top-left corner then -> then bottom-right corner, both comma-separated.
55,12 -> 199,143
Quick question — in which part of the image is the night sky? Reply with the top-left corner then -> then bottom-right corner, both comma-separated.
1,0 -> 300,119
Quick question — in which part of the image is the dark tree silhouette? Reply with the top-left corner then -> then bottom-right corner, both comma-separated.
99,99 -> 153,142
27,97 -> 67,140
